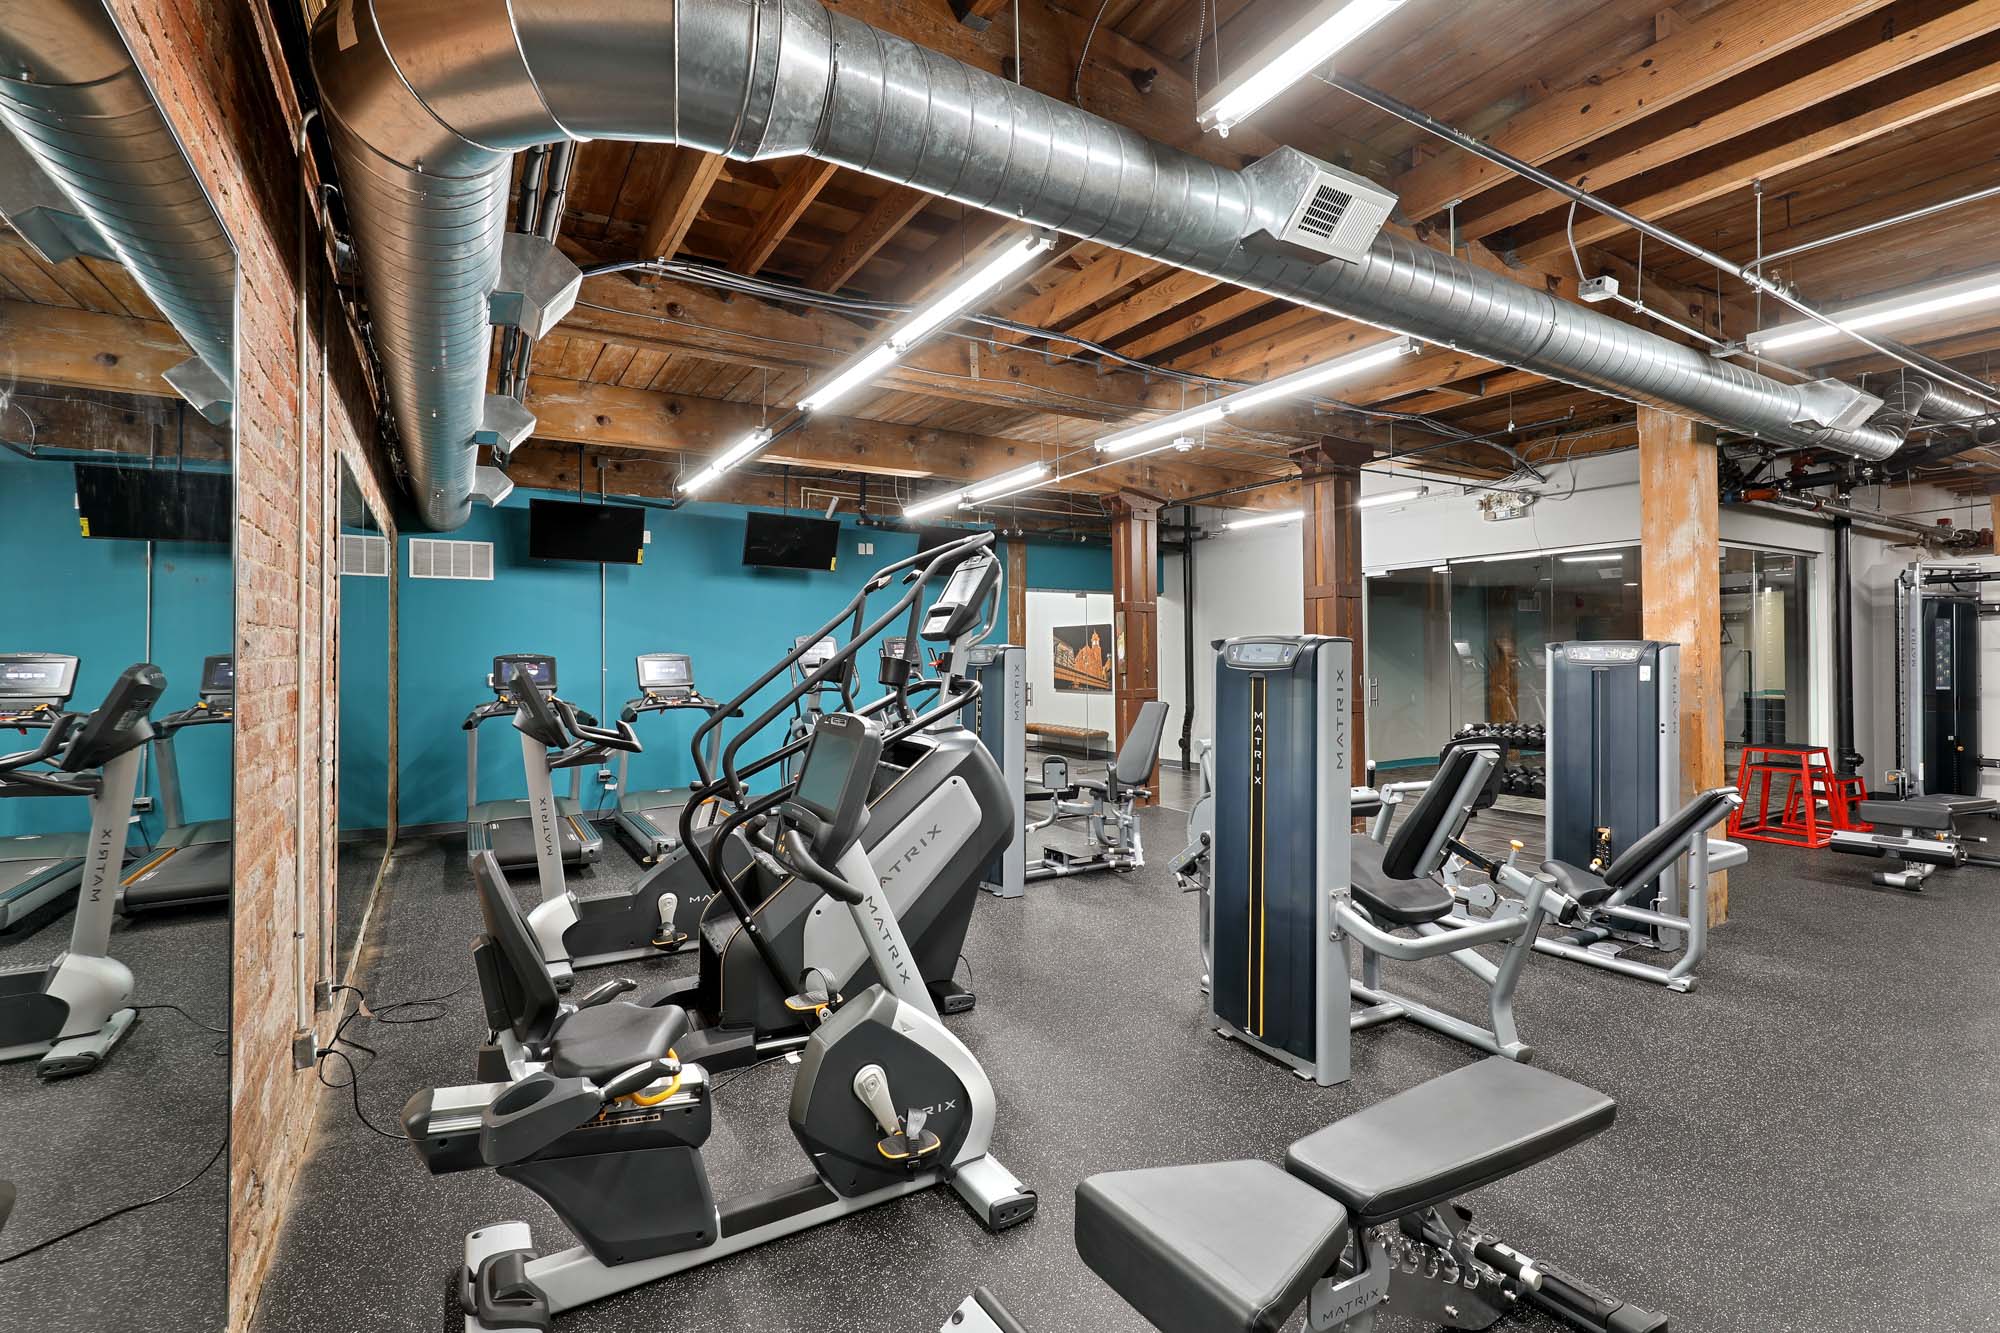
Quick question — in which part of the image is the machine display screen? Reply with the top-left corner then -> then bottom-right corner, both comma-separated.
202,655 -> 235,694
639,655 -> 692,689
494,656 -> 555,691
796,636 -> 839,669
0,655 -> 77,700
1225,640 -> 1295,667
796,719 -> 867,821
1561,643 -> 1643,664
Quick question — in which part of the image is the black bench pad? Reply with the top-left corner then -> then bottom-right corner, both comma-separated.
1350,834 -> 1454,926
1857,795 -> 1997,831
1077,1160 -> 1348,1333
1285,1058 -> 1614,1227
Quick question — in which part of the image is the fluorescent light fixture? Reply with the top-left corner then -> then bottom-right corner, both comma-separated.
961,463 -> 1051,506
1222,509 -> 1303,531
904,487 -> 968,519
1196,0 -> 1406,136
1097,406 -> 1226,455
894,230 -> 1057,348
1356,484 -> 1428,510
797,345 -> 898,413
682,426 -> 773,495
1559,552 -> 1623,564
1747,268 -> 2000,354
1096,337 -> 1417,454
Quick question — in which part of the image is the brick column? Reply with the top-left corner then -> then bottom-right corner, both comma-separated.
1109,494 -> 1160,805
1301,441 -> 1371,784
1638,407 -> 1727,923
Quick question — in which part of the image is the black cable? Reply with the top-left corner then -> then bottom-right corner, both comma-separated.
317,982 -> 469,1142
0,1137 -> 226,1267
130,1002 -> 227,1036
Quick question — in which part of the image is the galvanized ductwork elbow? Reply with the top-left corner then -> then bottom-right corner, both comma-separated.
312,0 -> 1909,529
0,0 -> 236,423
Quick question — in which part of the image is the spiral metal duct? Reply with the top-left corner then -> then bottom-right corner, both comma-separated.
310,0 -> 1905,530
0,0 -> 235,418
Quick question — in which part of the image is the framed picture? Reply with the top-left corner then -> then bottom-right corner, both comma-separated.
1053,623 -> 1113,693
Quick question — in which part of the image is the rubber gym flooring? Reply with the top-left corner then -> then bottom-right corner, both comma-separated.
0,888 -> 230,1331
240,787 -> 2000,1333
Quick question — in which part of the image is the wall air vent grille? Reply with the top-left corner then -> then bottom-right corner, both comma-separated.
1250,157 -> 1398,265
1295,184 -> 1353,242
340,533 -> 390,577
408,537 -> 493,581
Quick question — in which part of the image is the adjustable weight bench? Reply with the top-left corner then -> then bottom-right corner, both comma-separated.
1077,1058 -> 1668,1333
1831,794 -> 2000,889
1025,700 -> 1169,881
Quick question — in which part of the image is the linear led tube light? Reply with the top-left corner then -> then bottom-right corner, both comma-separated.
1558,552 -> 1624,564
1094,337 -> 1418,454
895,230 -> 1056,347
1196,0 -> 1406,136
1747,268 -> 2000,354
797,345 -> 899,413
1222,509 -> 1303,531
681,427 -> 773,495
904,487 -> 968,519
1355,484 -> 1428,510
960,463 -> 1051,507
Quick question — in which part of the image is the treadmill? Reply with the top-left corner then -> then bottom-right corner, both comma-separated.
464,654 -> 602,869
0,653 -> 91,935
610,653 -> 733,865
118,653 -> 234,913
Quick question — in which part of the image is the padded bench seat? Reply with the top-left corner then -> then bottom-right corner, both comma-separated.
1349,834 -> 1454,926
1077,1159 -> 1348,1333
1856,794 -> 1998,831
1285,1058 -> 1614,1227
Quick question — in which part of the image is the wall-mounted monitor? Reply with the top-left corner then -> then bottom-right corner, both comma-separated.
73,464 -> 231,543
743,512 -> 839,572
528,498 -> 644,564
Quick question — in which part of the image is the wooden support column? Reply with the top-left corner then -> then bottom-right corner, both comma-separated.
1301,441 -> 1372,785
1005,537 -> 1027,646
1638,408 -> 1728,924
1110,495 -> 1161,805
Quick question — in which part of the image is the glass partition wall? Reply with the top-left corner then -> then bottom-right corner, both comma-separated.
1720,547 -> 1815,764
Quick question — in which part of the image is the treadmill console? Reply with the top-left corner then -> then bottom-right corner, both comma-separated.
636,652 -> 695,701
200,654 -> 235,702
1222,638 -> 1302,669
491,654 -> 556,696
0,652 -> 80,725
920,550 -> 999,643
784,712 -> 883,858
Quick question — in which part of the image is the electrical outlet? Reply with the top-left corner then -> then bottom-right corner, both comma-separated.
598,768 -> 618,788
132,796 -> 153,813
314,980 -> 333,1012
291,1031 -> 319,1069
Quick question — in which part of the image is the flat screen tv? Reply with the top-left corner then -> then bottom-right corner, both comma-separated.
743,512 -> 839,572
73,465 -> 230,543
528,498 -> 644,564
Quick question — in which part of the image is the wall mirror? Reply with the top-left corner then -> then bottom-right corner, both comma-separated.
0,2 -> 235,1326
336,458 -> 393,984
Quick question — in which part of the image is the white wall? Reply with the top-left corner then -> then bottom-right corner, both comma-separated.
1180,514 -> 1305,754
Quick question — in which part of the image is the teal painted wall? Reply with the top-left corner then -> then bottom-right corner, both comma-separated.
337,536 -> 392,833
384,487 -> 1112,831
0,454 -> 233,838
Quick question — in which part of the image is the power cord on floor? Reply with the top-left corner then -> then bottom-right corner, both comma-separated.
317,982 -> 467,1142
130,1001 -> 231,1057
0,1137 -> 226,1267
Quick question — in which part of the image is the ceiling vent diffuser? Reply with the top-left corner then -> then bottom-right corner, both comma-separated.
1243,148 -> 1398,265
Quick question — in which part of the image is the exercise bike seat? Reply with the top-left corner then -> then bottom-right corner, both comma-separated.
1285,1058 -> 1615,1227
1076,1159 -> 1348,1333
1539,859 -> 1617,908
1349,834 -> 1454,925
546,1002 -> 690,1082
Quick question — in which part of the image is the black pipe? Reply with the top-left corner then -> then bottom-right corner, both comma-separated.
1832,518 -> 1861,778
1179,503 -> 1195,771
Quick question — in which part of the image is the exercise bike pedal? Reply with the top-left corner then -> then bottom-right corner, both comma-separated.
875,1127 -> 942,1162
650,929 -> 690,952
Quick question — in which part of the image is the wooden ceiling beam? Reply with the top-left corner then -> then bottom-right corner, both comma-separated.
640,149 -> 728,265
991,248 -> 1164,346
1523,41 -> 2000,260
0,299 -> 188,396
807,186 -> 933,292
1462,0 -> 2000,243
1391,0 -> 1899,224
732,160 -> 841,275
1064,268 -> 1223,349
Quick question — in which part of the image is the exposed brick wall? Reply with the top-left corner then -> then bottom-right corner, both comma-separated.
103,4 -> 397,1328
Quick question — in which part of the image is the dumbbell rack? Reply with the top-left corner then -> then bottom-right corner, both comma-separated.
1452,722 -> 1546,799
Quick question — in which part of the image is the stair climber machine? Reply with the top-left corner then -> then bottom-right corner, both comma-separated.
502,534 -> 1015,1076
609,653 -> 738,865
782,633 -> 854,782
404,708 -> 1036,1333
464,654 -> 602,870
117,652 -> 235,913
0,664 -> 168,1076
0,653 -> 99,935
